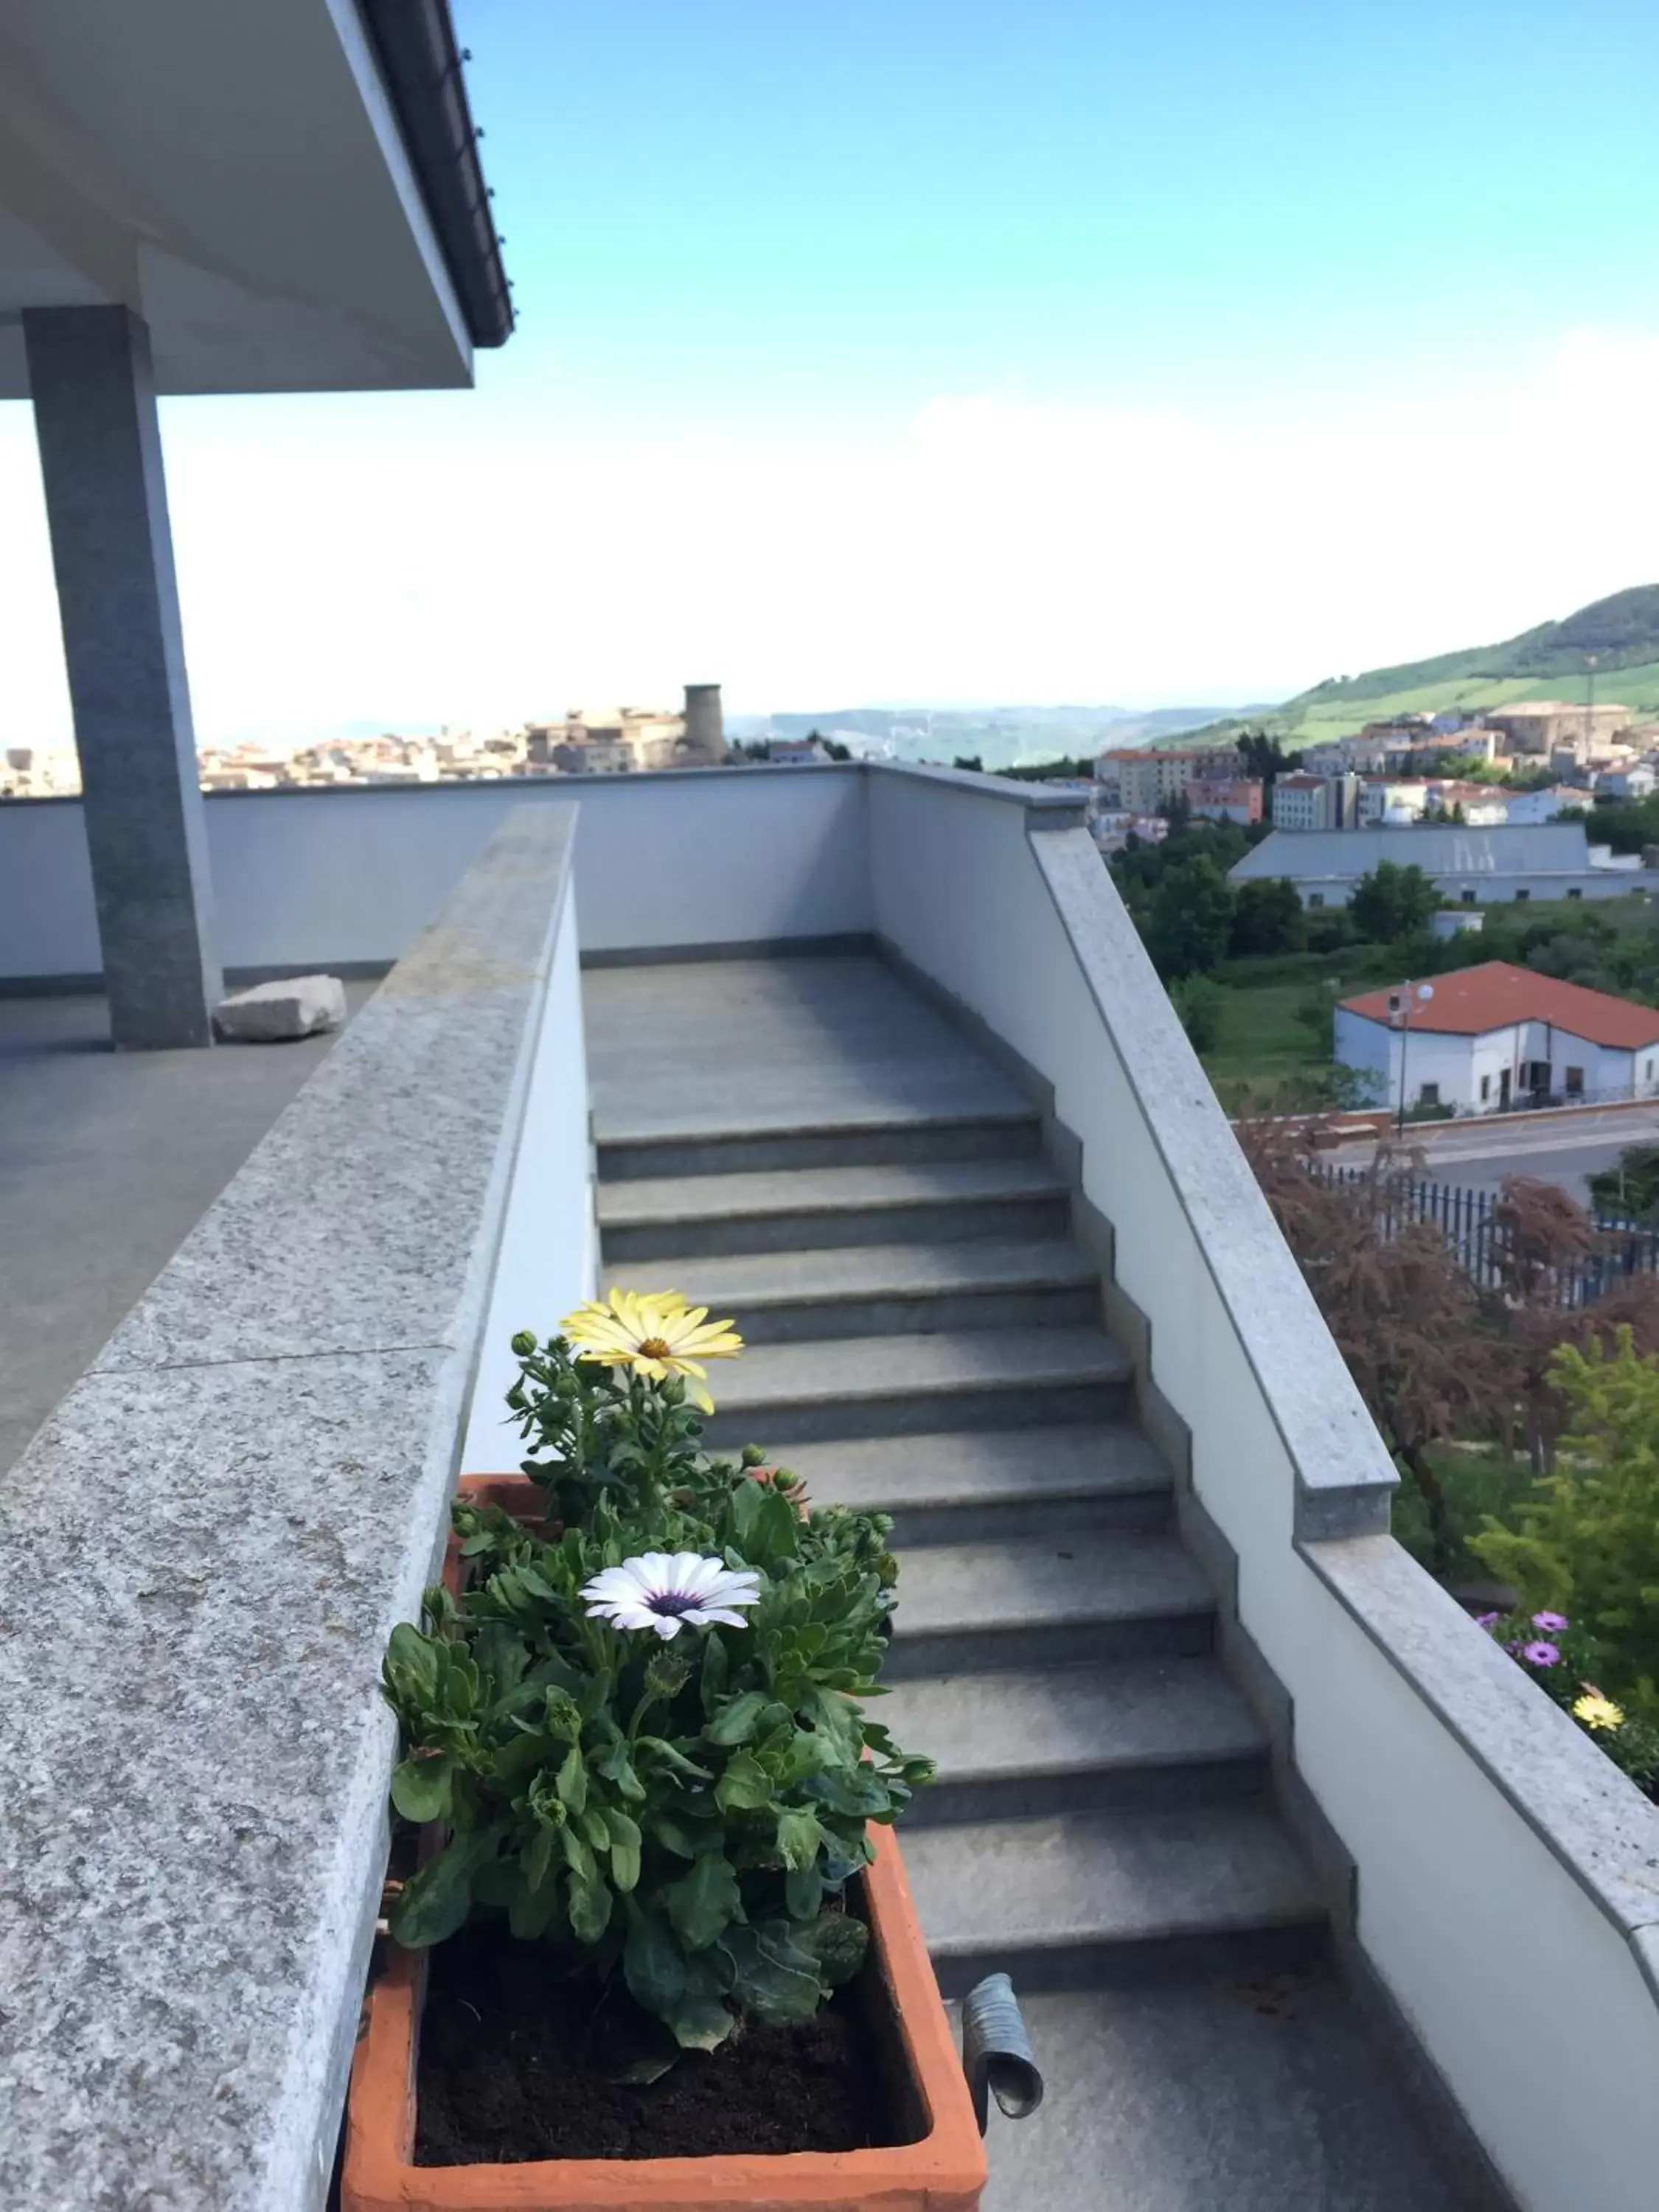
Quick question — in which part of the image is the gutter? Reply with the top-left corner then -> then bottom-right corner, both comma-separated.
357,0 -> 514,348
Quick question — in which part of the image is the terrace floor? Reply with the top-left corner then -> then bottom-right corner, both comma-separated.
0,985 -> 376,1475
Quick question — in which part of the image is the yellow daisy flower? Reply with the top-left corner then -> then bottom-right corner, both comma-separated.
560,1288 -> 742,1413
1573,1691 -> 1624,1733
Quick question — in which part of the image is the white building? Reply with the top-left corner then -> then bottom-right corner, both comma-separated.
1272,773 -> 1334,830
1229,821 -> 1659,909
1503,785 -> 1589,825
1335,961 -> 1659,1114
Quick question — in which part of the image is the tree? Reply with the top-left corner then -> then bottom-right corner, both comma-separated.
1235,729 -> 1295,784
1146,856 -> 1236,980
1481,1178 -> 1659,1475
1349,859 -> 1441,943
1589,1145 -> 1659,1225
1160,790 -> 1193,832
1473,1331 -> 1659,1714
1241,1134 -> 1509,1571
821,737 -> 852,762
1230,877 -> 1306,957
1170,975 -> 1225,1054
953,754 -> 984,773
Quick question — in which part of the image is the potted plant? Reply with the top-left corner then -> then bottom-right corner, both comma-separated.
343,1293 -> 986,2211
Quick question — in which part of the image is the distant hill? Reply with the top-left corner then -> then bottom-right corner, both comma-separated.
1234,585 -> 1659,752
748,702 -> 1255,771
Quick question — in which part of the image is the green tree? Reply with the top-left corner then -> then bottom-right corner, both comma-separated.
1234,730 -> 1295,783
1230,877 -> 1306,957
1349,859 -> 1440,943
1169,974 -> 1225,1054
1474,1331 -> 1659,1714
1147,856 -> 1236,980
1589,1145 -> 1659,1225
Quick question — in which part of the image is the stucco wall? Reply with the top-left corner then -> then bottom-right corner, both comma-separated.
866,768 -> 1659,2212
461,863 -> 596,1472
0,767 -> 874,983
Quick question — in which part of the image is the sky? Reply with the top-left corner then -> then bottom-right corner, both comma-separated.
7,0 -> 1659,747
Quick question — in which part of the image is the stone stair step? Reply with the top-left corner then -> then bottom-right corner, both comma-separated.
700,1326 -> 1133,1449
597,1155 -> 1072,1261
886,1658 -> 1267,1823
782,1424 -> 1171,1544
883,1531 -> 1213,1677
596,1108 -> 1043,1184
902,1803 -> 1328,1997
605,1238 -> 1100,1344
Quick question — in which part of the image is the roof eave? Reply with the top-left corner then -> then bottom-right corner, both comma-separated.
357,0 -> 514,349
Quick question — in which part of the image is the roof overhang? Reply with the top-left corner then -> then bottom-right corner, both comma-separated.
0,0 -> 512,397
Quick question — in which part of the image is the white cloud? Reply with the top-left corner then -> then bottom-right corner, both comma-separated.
3,325 -> 1658,748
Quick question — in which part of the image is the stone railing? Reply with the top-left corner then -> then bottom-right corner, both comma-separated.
0,804 -> 577,2211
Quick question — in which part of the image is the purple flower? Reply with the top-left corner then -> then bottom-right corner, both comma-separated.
1523,1641 -> 1561,1668
1531,1611 -> 1569,1633
1475,1612 -> 1500,1629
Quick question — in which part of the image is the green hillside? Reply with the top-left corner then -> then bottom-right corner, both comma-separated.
1190,585 -> 1659,752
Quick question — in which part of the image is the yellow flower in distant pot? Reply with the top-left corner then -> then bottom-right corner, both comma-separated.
1573,1691 -> 1625,1733
560,1287 -> 742,1412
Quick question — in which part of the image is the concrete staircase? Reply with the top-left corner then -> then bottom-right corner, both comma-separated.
585,956 -> 1470,2212
595,1079 -> 1330,2004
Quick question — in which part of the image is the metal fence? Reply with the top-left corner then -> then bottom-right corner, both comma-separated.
1312,1164 -> 1659,1305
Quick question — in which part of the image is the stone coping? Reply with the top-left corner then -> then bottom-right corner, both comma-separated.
1,759 -> 1088,810
1029,824 -> 1399,1540
0,804 -> 577,2211
1304,1533 -> 1659,2007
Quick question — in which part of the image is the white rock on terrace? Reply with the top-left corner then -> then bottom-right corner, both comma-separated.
214,974 -> 347,1043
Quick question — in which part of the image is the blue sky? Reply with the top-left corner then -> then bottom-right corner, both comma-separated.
7,0 -> 1659,745
470,0 -> 1659,419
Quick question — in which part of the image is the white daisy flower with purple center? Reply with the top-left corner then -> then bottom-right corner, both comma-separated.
580,1552 -> 763,1641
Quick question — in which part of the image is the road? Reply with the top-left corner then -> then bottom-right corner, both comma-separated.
1324,1103 -> 1659,1204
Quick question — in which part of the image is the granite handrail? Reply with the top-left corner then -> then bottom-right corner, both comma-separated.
0,803 -> 577,2212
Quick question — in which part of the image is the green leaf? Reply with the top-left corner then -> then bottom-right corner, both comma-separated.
655,1811 -> 723,1859
385,1622 -> 439,1692
604,1808 -> 643,1893
524,1823 -> 556,1893
666,1954 -> 736,2052
774,1805 -> 824,1871
666,1851 -> 742,1951
388,1829 -> 493,1950
785,1863 -> 824,1921
796,1909 -> 868,1989
508,1869 -> 562,1940
569,1865 -> 613,1944
714,1751 -> 773,1812
718,1921 -> 821,2025
624,1904 -> 687,2020
557,1744 -> 588,1816
706,1691 -> 770,1747
594,1739 -> 645,1801
700,1628 -> 729,1714
389,1756 -> 453,1825
807,1767 -> 891,1818
579,1805 -> 611,1852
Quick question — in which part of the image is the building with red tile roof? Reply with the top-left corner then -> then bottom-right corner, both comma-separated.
1335,961 -> 1659,1114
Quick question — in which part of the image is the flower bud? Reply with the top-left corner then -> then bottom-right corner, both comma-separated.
644,1648 -> 693,1701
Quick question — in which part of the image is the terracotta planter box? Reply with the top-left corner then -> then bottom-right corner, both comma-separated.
342,1476 -> 986,2212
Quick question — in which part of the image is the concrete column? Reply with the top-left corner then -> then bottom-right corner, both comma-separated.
23,306 -> 221,1048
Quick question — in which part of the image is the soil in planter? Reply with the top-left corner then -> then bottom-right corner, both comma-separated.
413,1925 -> 906,2164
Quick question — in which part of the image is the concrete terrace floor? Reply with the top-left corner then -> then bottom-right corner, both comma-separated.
0,985 -> 376,1475
583,952 -> 1034,1141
